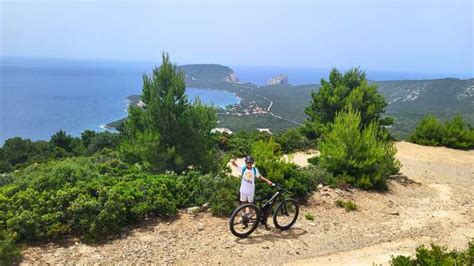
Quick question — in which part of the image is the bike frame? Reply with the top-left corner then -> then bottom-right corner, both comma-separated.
257,189 -> 285,224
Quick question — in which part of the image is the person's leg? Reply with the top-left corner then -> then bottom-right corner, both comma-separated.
239,193 -> 250,227
245,193 -> 255,225
240,192 -> 248,206
247,193 -> 254,204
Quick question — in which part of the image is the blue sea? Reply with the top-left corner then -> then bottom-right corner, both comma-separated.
0,57 -> 239,144
0,57 -> 467,144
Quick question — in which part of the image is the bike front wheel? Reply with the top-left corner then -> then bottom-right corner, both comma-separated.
229,203 -> 260,238
273,199 -> 299,230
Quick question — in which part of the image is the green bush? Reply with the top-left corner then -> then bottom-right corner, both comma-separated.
390,241 -> 474,266
251,138 -> 318,200
0,149 -> 243,257
304,213 -> 314,221
275,127 -> 314,153
0,154 -> 181,242
409,114 -> 474,149
0,130 -> 121,173
223,131 -> 272,157
317,110 -> 400,190
0,231 -> 21,266
442,115 -> 474,149
209,186 -> 238,216
303,164 -> 335,187
408,115 -> 445,146
335,200 -> 357,211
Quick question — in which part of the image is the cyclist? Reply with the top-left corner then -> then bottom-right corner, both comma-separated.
231,155 -> 274,205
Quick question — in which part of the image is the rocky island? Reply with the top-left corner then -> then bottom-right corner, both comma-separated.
266,74 -> 288,85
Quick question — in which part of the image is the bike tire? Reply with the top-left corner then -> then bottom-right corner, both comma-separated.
229,204 -> 260,238
273,199 -> 299,230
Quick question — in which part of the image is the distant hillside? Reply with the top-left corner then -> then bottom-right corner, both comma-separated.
179,64 -> 238,83
109,64 -> 473,137
255,84 -> 318,123
376,78 -> 474,114
376,78 -> 474,137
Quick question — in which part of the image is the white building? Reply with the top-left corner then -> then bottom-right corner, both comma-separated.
210,128 -> 233,134
257,128 -> 272,134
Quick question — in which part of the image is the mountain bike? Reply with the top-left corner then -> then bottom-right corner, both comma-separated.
228,184 -> 299,238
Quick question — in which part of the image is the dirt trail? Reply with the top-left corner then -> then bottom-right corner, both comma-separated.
21,142 -> 474,265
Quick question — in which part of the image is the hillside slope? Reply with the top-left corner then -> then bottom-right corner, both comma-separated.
377,78 -> 474,136
21,142 -> 474,265
180,64 -> 238,83
109,64 -> 473,137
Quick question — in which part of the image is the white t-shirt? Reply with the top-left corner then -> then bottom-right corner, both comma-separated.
239,165 -> 261,195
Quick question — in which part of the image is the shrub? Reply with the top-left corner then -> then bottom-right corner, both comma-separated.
408,115 -> 445,146
442,115 -> 474,149
50,130 -> 85,156
0,129 -> 118,172
0,150 -> 243,257
336,200 -> 357,211
409,114 -> 474,149
390,241 -> 474,266
0,154 -> 179,244
304,213 -> 314,221
251,138 -> 318,200
303,165 -> 335,187
85,132 -> 120,155
317,110 -> 400,190
275,127 -> 314,153
0,231 -> 21,266
224,131 -> 272,157
209,187 -> 238,216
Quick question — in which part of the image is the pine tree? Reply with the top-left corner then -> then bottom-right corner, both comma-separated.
317,109 -> 400,190
121,53 -> 217,173
304,68 -> 391,139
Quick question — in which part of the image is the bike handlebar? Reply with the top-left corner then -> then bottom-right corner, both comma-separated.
272,183 -> 291,193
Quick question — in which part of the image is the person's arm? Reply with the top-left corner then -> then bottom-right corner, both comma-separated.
230,159 -> 238,168
258,175 -> 273,186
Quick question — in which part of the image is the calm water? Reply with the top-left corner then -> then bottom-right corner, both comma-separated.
0,57 -> 239,144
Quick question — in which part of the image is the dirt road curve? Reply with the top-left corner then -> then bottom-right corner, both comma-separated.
21,142 -> 474,265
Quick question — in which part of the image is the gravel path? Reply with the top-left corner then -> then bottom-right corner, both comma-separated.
21,142 -> 474,265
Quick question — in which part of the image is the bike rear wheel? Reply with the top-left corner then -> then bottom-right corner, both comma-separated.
273,199 -> 299,230
229,204 -> 260,238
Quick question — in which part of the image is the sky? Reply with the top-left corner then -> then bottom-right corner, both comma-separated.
1,0 -> 473,75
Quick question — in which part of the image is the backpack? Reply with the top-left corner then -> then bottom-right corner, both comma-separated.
242,166 -> 257,177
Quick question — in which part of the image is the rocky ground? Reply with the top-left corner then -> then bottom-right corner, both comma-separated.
21,142 -> 474,265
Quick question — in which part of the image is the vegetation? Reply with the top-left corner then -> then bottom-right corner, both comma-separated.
0,150 -> 239,244
251,138 -> 318,200
304,68 -> 392,139
0,130 -> 120,173
120,53 -> 218,174
317,110 -> 400,190
275,127 -> 314,153
179,64 -> 236,82
390,241 -> 473,266
0,231 -> 21,265
304,213 -> 314,221
214,130 -> 271,157
213,128 -> 312,157
408,114 -> 474,149
335,199 -> 357,212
